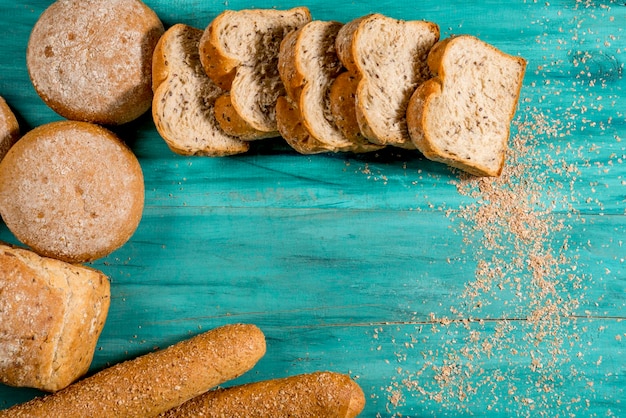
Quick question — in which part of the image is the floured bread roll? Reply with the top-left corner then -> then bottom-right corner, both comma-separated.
26,0 -> 164,125
0,243 -> 110,392
0,120 -> 144,263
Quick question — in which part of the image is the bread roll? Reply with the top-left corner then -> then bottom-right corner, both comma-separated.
1,324 -> 266,417
407,35 -> 527,176
160,372 -> 365,418
0,243 -> 110,392
0,97 -> 19,162
26,0 -> 164,125
0,120 -> 144,263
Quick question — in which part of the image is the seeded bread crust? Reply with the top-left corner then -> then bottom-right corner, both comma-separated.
26,0 -> 164,125
152,24 -> 249,156
0,97 -> 19,162
159,372 -> 366,418
407,35 -> 527,176
0,243 -> 110,392
335,14 -> 439,149
199,7 -> 312,140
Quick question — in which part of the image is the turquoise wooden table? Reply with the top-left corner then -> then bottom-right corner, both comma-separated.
0,0 -> 624,416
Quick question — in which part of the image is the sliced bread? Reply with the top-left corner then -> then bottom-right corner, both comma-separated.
334,14 -> 439,149
199,7 -> 312,140
152,24 -> 249,156
277,20 -> 382,154
407,35 -> 527,176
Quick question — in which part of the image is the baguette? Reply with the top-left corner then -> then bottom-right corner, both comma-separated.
0,323 -> 266,417
407,35 -> 527,176
0,243 -> 110,392
333,14 -> 439,149
199,7 -> 312,140
276,20 -> 381,154
160,372 -> 365,418
152,23 -> 249,156
0,97 -> 19,162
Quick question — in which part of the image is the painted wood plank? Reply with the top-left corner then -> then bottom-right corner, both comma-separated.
0,0 -> 624,417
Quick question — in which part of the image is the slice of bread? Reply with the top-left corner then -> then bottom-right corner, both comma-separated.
152,24 -> 249,156
0,243 -> 110,392
277,20 -> 381,154
199,7 -> 311,140
0,96 -> 19,162
334,14 -> 439,149
407,35 -> 527,176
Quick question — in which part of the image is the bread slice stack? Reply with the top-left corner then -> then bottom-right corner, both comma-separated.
151,9 -> 526,176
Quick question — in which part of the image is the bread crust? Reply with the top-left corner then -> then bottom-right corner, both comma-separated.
407,35 -> 527,176
0,97 -> 19,162
26,0 -> 164,125
151,24 -> 250,156
159,372 -> 365,418
0,243 -> 110,392
1,324 -> 266,418
0,121 -> 144,262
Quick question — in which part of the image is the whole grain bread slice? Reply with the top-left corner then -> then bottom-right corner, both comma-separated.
199,7 -> 311,140
334,14 -> 439,149
276,20 -> 381,154
152,24 -> 249,156
407,35 -> 527,176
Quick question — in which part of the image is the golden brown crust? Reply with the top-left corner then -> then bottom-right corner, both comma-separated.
26,0 -> 164,125
0,121 -> 144,263
199,13 -> 240,91
276,96 -> 329,154
0,243 -> 110,392
406,78 -> 442,157
159,372 -> 365,418
1,324 -> 266,418
0,96 -> 20,162
328,72 -> 384,153
214,94 -> 279,141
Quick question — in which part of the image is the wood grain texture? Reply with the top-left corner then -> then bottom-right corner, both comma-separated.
0,1 -> 624,416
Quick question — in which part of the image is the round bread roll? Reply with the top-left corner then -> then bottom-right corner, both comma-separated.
26,0 -> 164,125
0,96 -> 20,162
0,120 -> 144,263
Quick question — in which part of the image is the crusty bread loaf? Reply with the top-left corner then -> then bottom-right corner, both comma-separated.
26,0 -> 164,125
160,371 -> 365,418
0,97 -> 19,162
276,20 -> 381,154
407,35 -> 527,176
0,121 -> 144,263
333,14 -> 439,149
152,24 -> 249,156
199,7 -> 311,140
1,323 -> 266,417
0,243 -> 110,392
